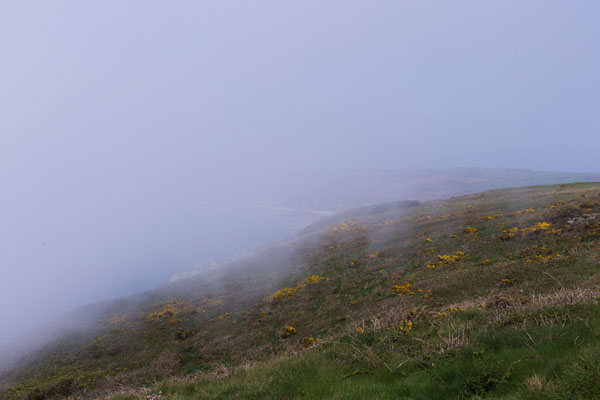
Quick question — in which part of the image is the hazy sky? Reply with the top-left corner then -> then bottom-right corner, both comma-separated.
1,1 -> 599,345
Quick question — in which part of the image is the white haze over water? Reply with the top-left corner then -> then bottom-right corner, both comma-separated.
1,1 -> 600,347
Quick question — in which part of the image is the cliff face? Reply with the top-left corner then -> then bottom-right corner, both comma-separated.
170,259 -> 220,282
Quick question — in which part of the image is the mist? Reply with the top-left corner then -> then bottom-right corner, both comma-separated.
2,0 -> 600,349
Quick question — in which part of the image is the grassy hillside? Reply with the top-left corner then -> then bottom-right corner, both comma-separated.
2,182 -> 600,399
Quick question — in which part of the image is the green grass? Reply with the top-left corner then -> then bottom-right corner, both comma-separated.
112,303 -> 600,399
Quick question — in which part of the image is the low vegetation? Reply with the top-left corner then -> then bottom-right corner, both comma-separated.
2,183 -> 600,399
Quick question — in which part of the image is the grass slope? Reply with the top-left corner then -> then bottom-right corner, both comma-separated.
2,182 -> 600,400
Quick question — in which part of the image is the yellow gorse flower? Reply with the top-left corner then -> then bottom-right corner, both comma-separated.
393,283 -> 415,296
399,320 -> 413,334
268,275 -> 329,302
329,221 -> 363,233
521,222 -> 551,235
282,325 -> 297,337
267,287 -> 297,302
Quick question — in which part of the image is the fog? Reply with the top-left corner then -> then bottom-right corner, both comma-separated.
1,1 -> 600,347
